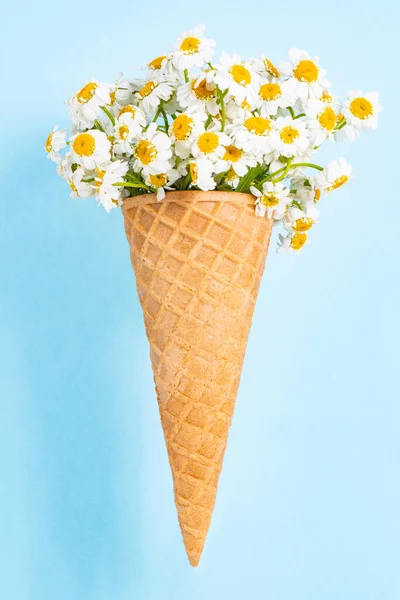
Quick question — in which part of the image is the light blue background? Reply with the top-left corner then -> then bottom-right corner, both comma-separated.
1,2 -> 398,598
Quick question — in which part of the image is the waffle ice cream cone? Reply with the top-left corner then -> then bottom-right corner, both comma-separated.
122,191 -> 272,566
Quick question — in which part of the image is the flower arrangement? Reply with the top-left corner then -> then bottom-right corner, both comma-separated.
46,24 -> 381,254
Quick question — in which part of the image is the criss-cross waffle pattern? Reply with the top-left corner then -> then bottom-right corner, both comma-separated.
123,191 -> 272,566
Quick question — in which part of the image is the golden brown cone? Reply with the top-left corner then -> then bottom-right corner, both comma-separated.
122,191 -> 272,566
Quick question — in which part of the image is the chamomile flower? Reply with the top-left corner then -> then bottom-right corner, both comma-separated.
132,123 -> 172,174
251,55 -> 281,79
109,73 -> 134,109
214,143 -> 257,177
284,202 -> 319,233
213,52 -> 259,104
187,158 -> 216,191
135,77 -> 175,115
191,130 -> 231,162
113,110 -> 146,154
71,130 -> 111,170
45,126 -> 67,163
68,80 -> 111,129
305,98 -> 337,145
342,90 -> 382,131
168,109 -> 207,158
224,168 -> 240,189
69,166 -> 95,199
279,49 -> 330,101
177,77 -> 219,116
290,175 -> 323,204
256,79 -> 296,117
172,24 -> 215,70
233,115 -> 273,155
143,167 -> 180,201
315,157 -> 353,193
93,160 -> 129,212
250,181 -> 291,219
270,116 -> 309,158
277,231 -> 309,253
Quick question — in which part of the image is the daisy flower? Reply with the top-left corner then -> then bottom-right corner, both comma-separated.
93,160 -> 129,212
71,130 -> 111,170
342,90 -> 382,131
177,77 -> 219,116
132,123 -> 172,174
279,49 -> 330,101
188,158 -> 216,191
315,157 -> 353,193
250,181 -> 291,219
169,109 -> 207,158
256,78 -> 297,117
305,98 -> 337,145
191,130 -> 231,162
109,73 -> 134,109
69,166 -> 95,199
233,115 -> 273,155
113,110 -> 146,154
270,116 -> 310,158
172,24 -> 215,70
290,175 -> 323,204
45,126 -> 67,163
214,143 -> 257,177
135,77 -> 175,115
68,80 -> 111,129
143,167 -> 180,201
213,52 -> 259,104
277,231 -> 309,253
225,99 -> 252,123
251,55 -> 281,79
284,202 -> 319,233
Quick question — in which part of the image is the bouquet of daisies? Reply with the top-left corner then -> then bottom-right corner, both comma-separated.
45,23 -> 381,254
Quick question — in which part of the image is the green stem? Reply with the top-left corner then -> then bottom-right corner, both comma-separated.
184,69 -> 189,83
94,119 -> 105,133
291,162 -> 324,171
288,106 -> 296,119
335,118 -> 347,131
152,107 -> 161,123
100,105 -> 115,126
113,181 -> 150,190
217,88 -> 226,132
160,106 -> 169,131
204,114 -> 213,130
294,112 -> 305,119
272,159 -> 292,183
259,161 -> 323,185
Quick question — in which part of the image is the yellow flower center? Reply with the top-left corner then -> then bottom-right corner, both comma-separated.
326,175 -> 349,192
261,194 -> 279,208
189,162 -> 198,183
314,188 -> 321,202
119,105 -> 136,118
172,114 -> 194,141
72,133 -> 96,157
191,78 -> 215,100
110,90 -> 116,104
264,58 -> 280,78
293,60 -> 319,83
45,132 -> 53,153
148,55 -> 166,70
149,173 -> 168,188
180,36 -> 201,54
290,232 -> 307,250
223,145 -> 243,162
336,112 -> 344,123
292,217 -> 314,232
318,106 -> 336,131
244,116 -> 271,135
280,126 -> 300,144
69,180 -> 77,193
119,125 -> 129,140
226,167 -> 238,182
94,169 -> 106,190
259,82 -> 282,101
349,97 -> 374,120
241,100 -> 251,110
229,64 -> 252,86
135,140 -> 157,165
320,91 -> 333,103
77,82 -> 98,104
138,81 -> 156,99
197,132 -> 219,154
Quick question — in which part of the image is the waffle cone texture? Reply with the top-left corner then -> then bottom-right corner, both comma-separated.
122,191 -> 272,566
